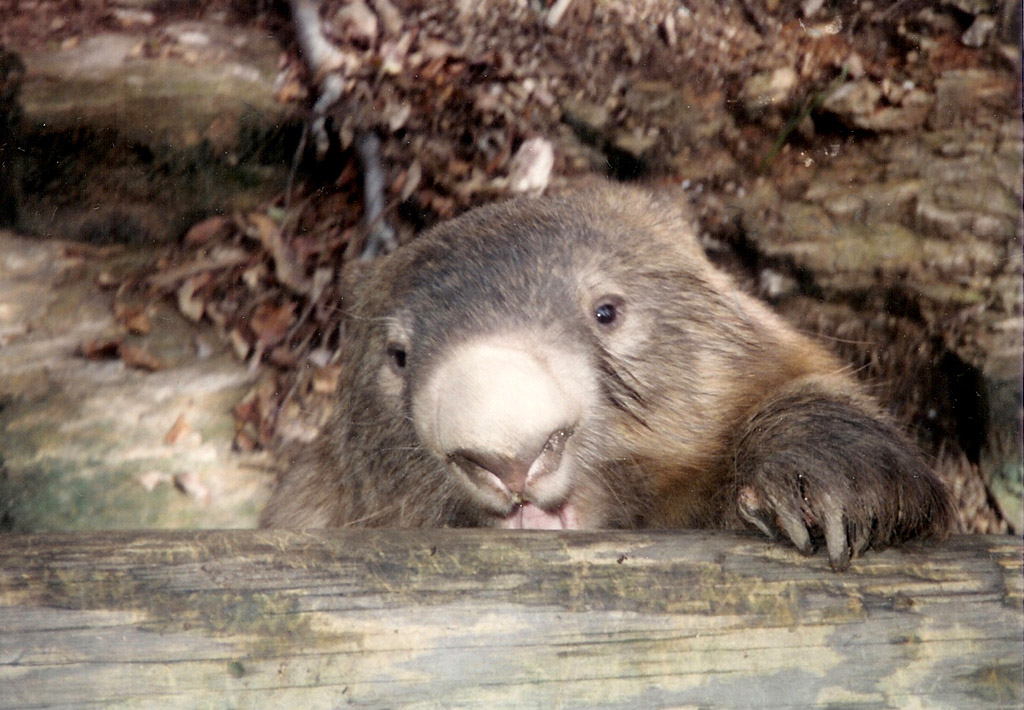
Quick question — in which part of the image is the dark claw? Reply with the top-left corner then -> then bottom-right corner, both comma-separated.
776,506 -> 814,556
737,485 -> 815,555
737,485 -> 779,541
824,507 -> 851,571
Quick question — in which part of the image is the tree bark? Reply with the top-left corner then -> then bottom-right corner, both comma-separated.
0,530 -> 1020,709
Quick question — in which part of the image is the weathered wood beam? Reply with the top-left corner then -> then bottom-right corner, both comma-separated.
0,530 -> 1020,709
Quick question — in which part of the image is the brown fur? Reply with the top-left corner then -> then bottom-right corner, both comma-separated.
261,184 -> 954,569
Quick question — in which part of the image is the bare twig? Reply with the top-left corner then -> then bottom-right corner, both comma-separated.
147,252 -> 251,289
290,0 -> 346,75
545,0 -> 575,28
368,0 -> 403,37
290,0 -> 346,156
355,132 -> 398,260
285,122 -> 308,210
289,0 -> 397,254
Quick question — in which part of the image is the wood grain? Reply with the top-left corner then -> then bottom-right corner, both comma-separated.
0,530 -> 1021,709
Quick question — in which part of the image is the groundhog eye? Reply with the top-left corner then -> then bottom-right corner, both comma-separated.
386,344 -> 408,371
593,297 -> 623,327
594,304 -> 616,324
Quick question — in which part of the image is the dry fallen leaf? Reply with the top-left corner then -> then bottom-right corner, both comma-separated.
173,471 -> 210,506
164,413 -> 192,445
233,391 -> 260,425
124,310 -> 151,335
205,302 -> 228,328
242,263 -> 267,292
274,397 -> 322,443
230,328 -> 252,360
136,471 -> 171,491
312,364 -> 342,394
78,338 -> 122,360
232,427 -> 258,452
149,250 -> 250,289
120,345 -> 163,371
333,0 -> 378,45
177,274 -> 209,322
95,271 -> 119,289
245,213 -> 311,295
392,159 -> 422,201
251,301 -> 297,348
184,216 -> 229,246
507,137 -> 554,193
275,76 -> 308,103
115,302 -> 152,335
379,33 -> 410,74
270,345 -> 299,368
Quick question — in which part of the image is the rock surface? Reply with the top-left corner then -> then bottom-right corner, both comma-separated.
10,5 -> 299,243
0,231 -> 270,531
726,66 -> 1021,531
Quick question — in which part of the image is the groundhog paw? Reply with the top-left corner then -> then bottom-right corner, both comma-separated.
736,479 -> 871,571
731,379 -> 955,571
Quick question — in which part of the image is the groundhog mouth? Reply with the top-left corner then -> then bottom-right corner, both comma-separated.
499,501 -> 580,530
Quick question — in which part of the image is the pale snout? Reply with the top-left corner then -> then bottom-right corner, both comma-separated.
412,337 -> 591,516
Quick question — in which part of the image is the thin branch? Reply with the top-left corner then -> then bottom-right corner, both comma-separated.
355,132 -> 398,260
290,0 -> 346,76
289,0 -> 397,254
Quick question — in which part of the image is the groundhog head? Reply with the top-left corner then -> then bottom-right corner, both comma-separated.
262,183 -> 954,570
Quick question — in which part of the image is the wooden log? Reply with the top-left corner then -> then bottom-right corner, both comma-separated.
0,530 -> 1020,709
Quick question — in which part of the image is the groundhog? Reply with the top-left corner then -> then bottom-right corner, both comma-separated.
260,183 -> 954,570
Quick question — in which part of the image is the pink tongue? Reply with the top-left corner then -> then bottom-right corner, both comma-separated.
500,503 -> 565,529
519,503 -> 564,530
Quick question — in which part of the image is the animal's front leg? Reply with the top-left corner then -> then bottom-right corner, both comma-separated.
731,375 -> 955,570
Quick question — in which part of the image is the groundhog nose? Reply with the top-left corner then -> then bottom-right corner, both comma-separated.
415,338 -> 586,500
451,427 -> 573,493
